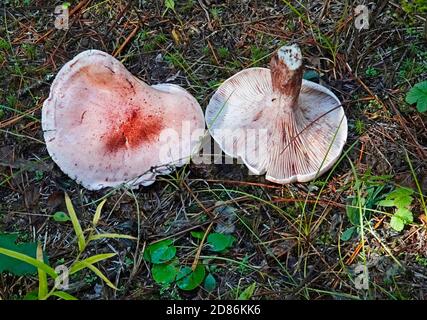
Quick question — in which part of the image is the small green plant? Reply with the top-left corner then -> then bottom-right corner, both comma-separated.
136,30 -> 156,52
406,81 -> 427,112
341,175 -> 388,241
84,273 -> 98,285
176,265 -> 206,290
202,45 -> 210,56
142,42 -> 156,53
163,0 -> 177,16
226,60 -> 242,71
0,194 -> 136,300
217,47 -> 230,60
154,33 -> 168,45
180,0 -> 195,13
238,254 -> 251,274
144,239 -> 179,285
0,233 -> 47,275
124,256 -> 134,268
203,273 -> 217,292
405,27 -> 419,37
206,233 -> 235,252
378,187 -> 414,232
144,239 -> 177,264
165,52 -> 186,70
398,58 -> 427,81
365,99 -> 382,113
365,66 -> 379,78
35,170 -> 44,181
52,211 -> 71,222
144,230 -> 236,291
12,0 -> 31,6
238,282 -> 256,300
313,30 -> 340,64
0,38 -> 11,51
415,255 -> 427,267
354,119 -> 365,135
210,7 -> 222,20
21,44 -> 36,60
400,0 -> 427,13
6,94 -> 17,108
191,231 -> 235,252
136,30 -> 149,44
144,239 -> 205,290
249,46 -> 269,66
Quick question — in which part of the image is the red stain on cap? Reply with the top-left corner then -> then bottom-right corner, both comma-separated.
105,109 -> 164,153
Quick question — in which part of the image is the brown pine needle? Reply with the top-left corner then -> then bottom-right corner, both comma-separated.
112,24 -> 140,58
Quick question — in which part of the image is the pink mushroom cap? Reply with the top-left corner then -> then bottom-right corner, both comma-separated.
42,50 -> 205,190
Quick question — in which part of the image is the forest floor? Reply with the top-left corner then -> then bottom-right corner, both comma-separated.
0,0 -> 426,300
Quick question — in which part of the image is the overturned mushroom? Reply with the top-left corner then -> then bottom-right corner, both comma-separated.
42,50 -> 205,190
205,45 -> 347,183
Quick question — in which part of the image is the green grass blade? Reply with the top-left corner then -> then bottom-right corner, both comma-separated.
88,233 -> 137,242
65,193 -> 86,252
50,291 -> 78,300
282,0 -> 304,19
0,247 -> 57,279
92,199 -> 107,227
83,262 -> 117,290
70,253 -> 117,275
36,243 -> 48,300
405,150 -> 427,215
238,282 -> 257,300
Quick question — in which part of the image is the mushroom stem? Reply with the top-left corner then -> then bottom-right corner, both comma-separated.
270,44 -> 303,105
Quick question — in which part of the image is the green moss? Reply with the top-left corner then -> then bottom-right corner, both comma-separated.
217,47 -> 230,60
250,46 -> 269,66
0,38 -> 11,51
154,33 -> 168,45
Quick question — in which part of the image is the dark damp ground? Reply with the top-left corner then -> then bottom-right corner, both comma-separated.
0,0 -> 426,300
